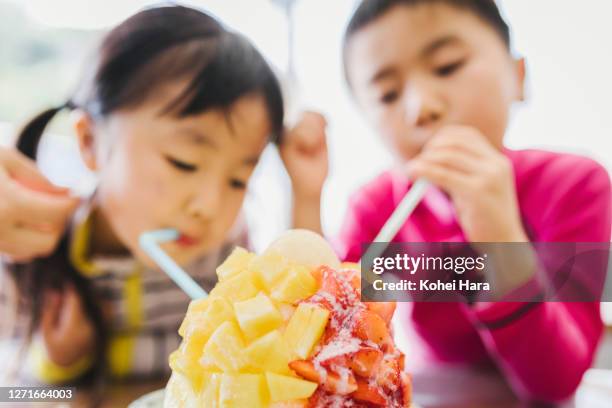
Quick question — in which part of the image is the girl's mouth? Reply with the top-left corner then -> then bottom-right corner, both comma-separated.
175,233 -> 201,248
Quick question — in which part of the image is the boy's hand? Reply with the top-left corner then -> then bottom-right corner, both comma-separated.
40,285 -> 96,367
0,147 -> 78,261
408,125 -> 527,243
280,111 -> 329,201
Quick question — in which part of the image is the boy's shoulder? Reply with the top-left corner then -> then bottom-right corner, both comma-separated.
507,148 -> 610,192
349,170 -> 399,209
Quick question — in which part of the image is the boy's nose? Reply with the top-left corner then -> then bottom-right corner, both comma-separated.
405,83 -> 444,129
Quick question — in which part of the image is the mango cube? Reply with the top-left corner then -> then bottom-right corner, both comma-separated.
265,372 -> 318,402
250,251 -> 289,289
179,297 -> 234,339
284,303 -> 329,359
200,372 -> 221,407
216,247 -> 255,281
270,266 -> 317,303
164,372 -> 201,408
245,330 -> 293,375
219,373 -> 267,408
201,321 -> 248,372
210,270 -> 260,303
234,292 -> 283,340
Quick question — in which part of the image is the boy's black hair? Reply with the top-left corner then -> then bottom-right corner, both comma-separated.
7,5 -> 284,388
343,0 -> 511,83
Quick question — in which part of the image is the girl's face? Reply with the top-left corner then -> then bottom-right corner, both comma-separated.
77,85 -> 271,267
345,3 -> 525,160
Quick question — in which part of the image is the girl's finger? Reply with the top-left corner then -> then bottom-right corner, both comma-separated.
58,285 -> 86,332
40,291 -> 62,340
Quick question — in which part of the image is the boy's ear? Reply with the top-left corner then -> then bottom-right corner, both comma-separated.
72,110 -> 98,171
515,57 -> 526,102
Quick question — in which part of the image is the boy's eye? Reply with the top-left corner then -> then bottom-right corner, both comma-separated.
229,178 -> 247,190
166,156 -> 198,172
380,90 -> 399,105
434,59 -> 465,77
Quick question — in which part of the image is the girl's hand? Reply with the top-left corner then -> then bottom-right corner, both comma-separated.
40,285 -> 96,367
280,111 -> 329,201
409,125 -> 527,243
0,147 -> 79,261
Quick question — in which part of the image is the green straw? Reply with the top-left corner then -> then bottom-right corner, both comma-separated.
139,229 -> 208,300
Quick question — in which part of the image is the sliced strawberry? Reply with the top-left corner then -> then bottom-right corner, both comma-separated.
337,267 -> 361,292
375,359 -> 401,393
351,379 -> 387,405
311,266 -> 325,286
353,309 -> 391,346
289,360 -> 357,395
365,301 -> 396,325
398,351 -> 405,371
350,347 -> 383,378
400,371 -> 412,408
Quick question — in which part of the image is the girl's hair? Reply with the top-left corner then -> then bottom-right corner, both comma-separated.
7,5 -> 284,384
342,0 -> 511,84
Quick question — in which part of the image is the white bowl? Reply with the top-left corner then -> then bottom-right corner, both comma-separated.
128,389 -> 165,408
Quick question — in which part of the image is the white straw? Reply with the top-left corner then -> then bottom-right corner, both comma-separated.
362,178 -> 429,262
139,229 -> 208,300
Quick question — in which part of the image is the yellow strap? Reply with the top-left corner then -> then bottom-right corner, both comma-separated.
108,266 -> 143,378
125,266 -> 143,327
30,340 -> 94,384
69,215 -> 100,277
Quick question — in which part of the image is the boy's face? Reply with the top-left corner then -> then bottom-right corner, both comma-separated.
345,3 -> 524,161
77,86 -> 270,267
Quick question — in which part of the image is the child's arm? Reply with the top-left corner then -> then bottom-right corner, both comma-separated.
469,158 -> 610,402
30,285 -> 96,384
398,127 -> 609,402
280,111 -> 328,234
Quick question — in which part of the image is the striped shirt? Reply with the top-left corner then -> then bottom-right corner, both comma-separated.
0,199 -> 246,383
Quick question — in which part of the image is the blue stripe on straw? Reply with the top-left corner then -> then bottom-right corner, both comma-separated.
139,229 -> 208,300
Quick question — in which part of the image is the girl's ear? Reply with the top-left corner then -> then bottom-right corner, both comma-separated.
73,110 -> 98,171
515,57 -> 526,102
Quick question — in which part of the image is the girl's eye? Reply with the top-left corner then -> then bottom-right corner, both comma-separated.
166,156 -> 198,172
380,90 -> 399,105
435,59 -> 465,77
229,178 -> 247,190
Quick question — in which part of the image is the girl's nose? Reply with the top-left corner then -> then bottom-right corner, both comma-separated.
185,183 -> 222,221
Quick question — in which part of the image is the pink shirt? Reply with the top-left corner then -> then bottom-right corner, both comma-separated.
336,149 -> 611,402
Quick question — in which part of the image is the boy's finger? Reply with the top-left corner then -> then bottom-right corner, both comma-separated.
409,160 -> 472,194
427,126 -> 492,157
416,149 -> 481,175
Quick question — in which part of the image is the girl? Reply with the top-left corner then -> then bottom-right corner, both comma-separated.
1,5 -> 327,385
339,0 -> 611,403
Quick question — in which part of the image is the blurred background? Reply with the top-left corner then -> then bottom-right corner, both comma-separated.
1,0 -> 611,404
